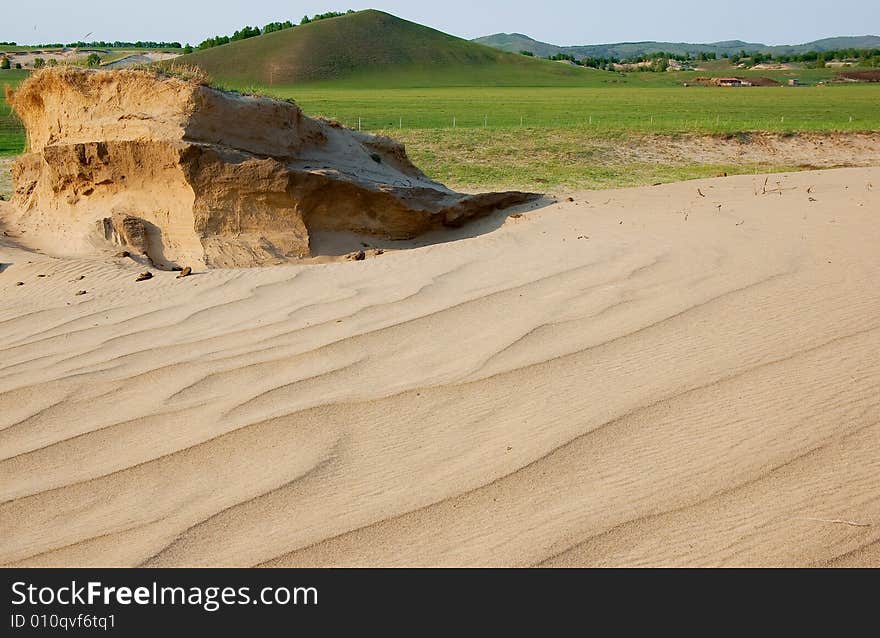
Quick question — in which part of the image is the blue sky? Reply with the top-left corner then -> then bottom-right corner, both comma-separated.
4,1 -> 878,46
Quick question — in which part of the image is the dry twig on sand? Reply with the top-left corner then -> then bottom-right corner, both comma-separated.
795,517 -> 872,528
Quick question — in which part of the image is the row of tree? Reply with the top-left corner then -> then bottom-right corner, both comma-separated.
15,41 -> 182,49
546,51 -> 684,72
729,48 -> 880,68
300,11 -> 354,24
3,11 -> 358,55
528,46 -> 880,72
197,10 -> 355,51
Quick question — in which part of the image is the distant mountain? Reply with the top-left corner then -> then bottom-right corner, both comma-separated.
473,34 -> 880,59
470,33 -> 564,58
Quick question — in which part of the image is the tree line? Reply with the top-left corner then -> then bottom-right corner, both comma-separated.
528,47 -> 880,71
1,10 -> 358,55
7,41 -> 183,49
196,10 -> 355,51
728,48 -> 880,68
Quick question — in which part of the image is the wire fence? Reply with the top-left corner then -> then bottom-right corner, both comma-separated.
0,107 -> 25,155
324,113 -> 872,134
0,110 -> 873,158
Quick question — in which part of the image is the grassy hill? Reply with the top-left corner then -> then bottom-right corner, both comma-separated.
474,33 -> 880,59
174,10 -> 615,88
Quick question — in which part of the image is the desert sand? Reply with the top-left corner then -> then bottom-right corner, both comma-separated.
1,166 -> 879,567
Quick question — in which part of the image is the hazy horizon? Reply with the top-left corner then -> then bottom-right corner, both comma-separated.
2,1 -> 878,47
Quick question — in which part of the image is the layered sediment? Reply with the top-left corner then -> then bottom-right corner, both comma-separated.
9,68 -> 535,267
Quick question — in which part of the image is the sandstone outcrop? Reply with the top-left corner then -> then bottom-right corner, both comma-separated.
8,68 -> 536,267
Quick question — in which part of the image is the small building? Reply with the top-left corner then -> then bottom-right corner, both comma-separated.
713,77 -> 750,87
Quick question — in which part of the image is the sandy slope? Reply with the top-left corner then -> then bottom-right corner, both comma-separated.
1,167 -> 878,567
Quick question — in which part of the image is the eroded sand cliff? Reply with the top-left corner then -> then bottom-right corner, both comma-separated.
8,68 -> 534,268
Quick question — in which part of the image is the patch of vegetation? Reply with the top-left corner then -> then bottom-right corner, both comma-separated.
300,11 -> 355,24
146,63 -> 213,85
263,21 -> 295,35
393,127 -> 810,191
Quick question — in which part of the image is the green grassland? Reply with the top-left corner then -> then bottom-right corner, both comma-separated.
0,69 -> 28,156
387,127 -> 801,192
286,63 -> 842,90
274,84 -> 879,133
268,83 -> 880,190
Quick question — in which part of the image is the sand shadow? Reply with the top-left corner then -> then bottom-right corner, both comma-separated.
141,220 -> 182,271
309,195 -> 555,258
0,211 -> 22,254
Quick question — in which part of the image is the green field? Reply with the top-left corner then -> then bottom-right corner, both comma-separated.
0,69 -> 28,156
265,82 -> 880,188
275,84 -> 879,133
2,67 -> 879,191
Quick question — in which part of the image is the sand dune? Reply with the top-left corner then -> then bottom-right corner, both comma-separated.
1,167 -> 878,567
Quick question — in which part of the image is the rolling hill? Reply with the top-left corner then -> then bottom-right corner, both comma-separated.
173,10 -> 615,88
474,33 -> 880,59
